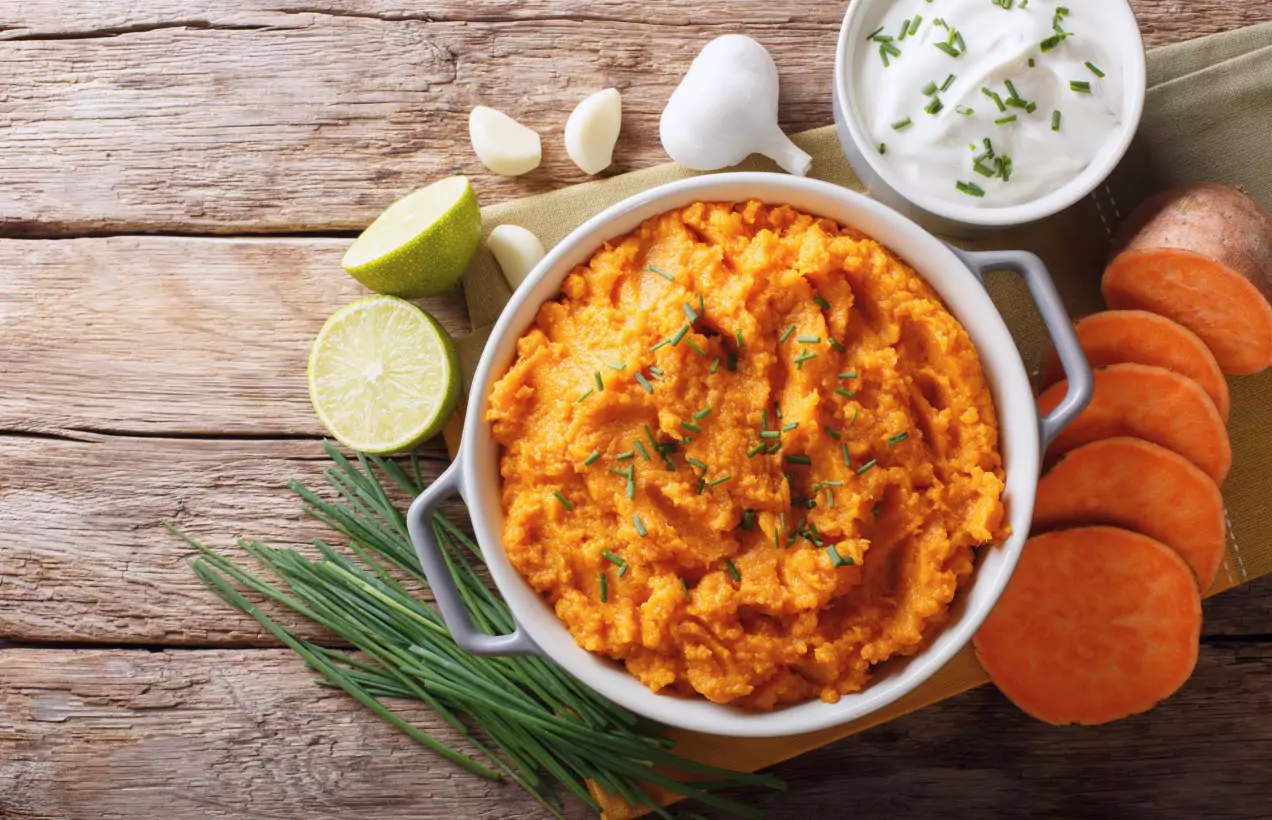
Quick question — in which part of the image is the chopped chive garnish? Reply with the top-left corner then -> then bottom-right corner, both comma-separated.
680,577 -> 691,601
1057,6 -> 1070,15
1052,110 -> 1061,130
787,455 -> 812,466
880,39 -> 901,56
957,181 -> 987,197
821,480 -> 843,487
856,459 -> 878,475
797,335 -> 822,344
941,73 -> 956,92
583,450 -> 601,466
925,97 -> 944,115
956,105 -> 975,115
824,425 -> 842,440
616,450 -> 635,461
867,25 -> 884,41
827,545 -> 855,568
879,45 -> 892,68
626,467 -> 635,499
1070,80 -> 1091,93
607,361 -> 626,371
726,352 -> 739,372
725,559 -> 741,582
829,338 -> 847,353
841,442 -> 851,468
634,440 -> 650,460
680,421 -> 702,434
794,351 -> 817,369
741,509 -> 757,531
813,295 -> 831,310
825,487 -> 835,508
698,293 -> 705,315
775,406 -> 783,420
685,338 -> 706,357
759,430 -> 781,440
649,339 -> 669,353
898,18 -> 909,41
762,408 -> 769,430
670,324 -> 690,346
710,357 -> 720,374
695,475 -> 705,495
632,516 -> 647,538
575,388 -> 594,403
766,441 -> 782,454
836,387 -> 856,398
782,422 -> 799,432
1040,34 -> 1063,52
982,87 -> 1006,112
649,366 -> 665,377
851,408 -> 860,426
891,118 -> 913,131
873,504 -> 882,517
1085,61 -> 1105,78
922,81 -> 939,96
687,457 -> 708,470
594,371 -> 605,392
693,407 -> 712,421
780,324 -> 796,343
601,549 -> 626,567
1025,101 -> 1037,114
935,41 -> 960,57
635,373 -> 654,394
996,114 -> 1018,125
708,474 -> 732,487
618,564 -> 629,578
839,371 -> 858,379
735,328 -> 744,349
879,142 -> 886,155
1004,79 -> 1021,100
973,162 -> 995,178
747,442 -> 766,458
599,572 -> 608,602
553,490 -> 574,511
1005,97 -> 1029,109
888,432 -> 910,446
646,264 -> 674,281
1029,57 -> 1036,67
608,467 -> 629,477
683,302 -> 699,323
911,13 -> 923,30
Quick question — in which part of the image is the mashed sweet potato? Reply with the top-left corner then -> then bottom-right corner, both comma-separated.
486,201 -> 1008,710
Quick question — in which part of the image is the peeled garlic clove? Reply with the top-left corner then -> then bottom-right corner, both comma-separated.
488,224 -> 546,291
564,88 -> 622,175
469,106 -> 542,177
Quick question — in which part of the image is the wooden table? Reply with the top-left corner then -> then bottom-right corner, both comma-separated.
2,2 -> 1270,818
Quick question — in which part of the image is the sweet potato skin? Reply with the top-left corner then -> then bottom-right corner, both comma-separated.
1041,310 -> 1230,421
974,527 -> 1201,726
1037,363 -> 1231,484
1104,183 -> 1272,375
1033,437 -> 1227,590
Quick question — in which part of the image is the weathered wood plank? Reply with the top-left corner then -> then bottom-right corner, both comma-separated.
0,237 -> 467,436
2,642 -> 1269,819
0,433 -> 455,645
0,647 -> 590,820
0,1 -> 1265,235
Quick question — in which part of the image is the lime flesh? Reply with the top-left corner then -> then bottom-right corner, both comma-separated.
308,296 -> 460,454
342,176 -> 481,299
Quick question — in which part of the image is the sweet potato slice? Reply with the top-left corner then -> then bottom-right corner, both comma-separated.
1037,363 -> 1231,485
1034,438 -> 1226,590
974,527 -> 1201,726
1041,310 -> 1229,422
1103,183 -> 1272,375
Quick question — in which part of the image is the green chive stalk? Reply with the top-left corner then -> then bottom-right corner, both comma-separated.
170,442 -> 783,819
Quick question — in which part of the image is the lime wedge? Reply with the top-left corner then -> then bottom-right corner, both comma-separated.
342,176 -> 482,299
308,296 -> 460,454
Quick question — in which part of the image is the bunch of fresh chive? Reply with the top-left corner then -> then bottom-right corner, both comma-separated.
170,442 -> 782,819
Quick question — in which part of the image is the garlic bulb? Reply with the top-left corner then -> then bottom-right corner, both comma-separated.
487,224 -> 546,291
564,88 -> 623,175
469,106 -> 542,177
659,35 -> 811,177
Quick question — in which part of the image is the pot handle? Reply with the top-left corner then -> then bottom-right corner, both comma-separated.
949,248 -> 1094,450
405,460 -> 542,657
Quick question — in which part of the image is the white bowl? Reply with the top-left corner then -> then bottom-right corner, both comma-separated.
833,0 -> 1147,235
407,173 -> 1092,738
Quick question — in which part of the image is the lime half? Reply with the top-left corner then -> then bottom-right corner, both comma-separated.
341,176 -> 482,299
308,296 -> 460,454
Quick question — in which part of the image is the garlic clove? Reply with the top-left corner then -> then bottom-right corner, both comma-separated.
564,88 -> 622,175
488,224 -> 546,291
469,106 -> 542,177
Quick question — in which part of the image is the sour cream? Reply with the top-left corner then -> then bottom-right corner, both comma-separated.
852,0 -> 1122,208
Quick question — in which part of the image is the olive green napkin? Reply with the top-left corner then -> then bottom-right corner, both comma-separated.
448,22 -> 1272,818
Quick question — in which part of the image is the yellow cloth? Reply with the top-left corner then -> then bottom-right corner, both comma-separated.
441,23 -> 1272,818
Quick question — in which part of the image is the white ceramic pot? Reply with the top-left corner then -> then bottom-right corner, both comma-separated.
407,173 -> 1092,738
832,0 -> 1147,235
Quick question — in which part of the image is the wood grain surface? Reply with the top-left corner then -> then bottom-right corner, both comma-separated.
2,2 -> 1271,819
0,1 -> 1267,236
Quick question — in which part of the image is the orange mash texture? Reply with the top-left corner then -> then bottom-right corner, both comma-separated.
486,201 -> 1008,709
